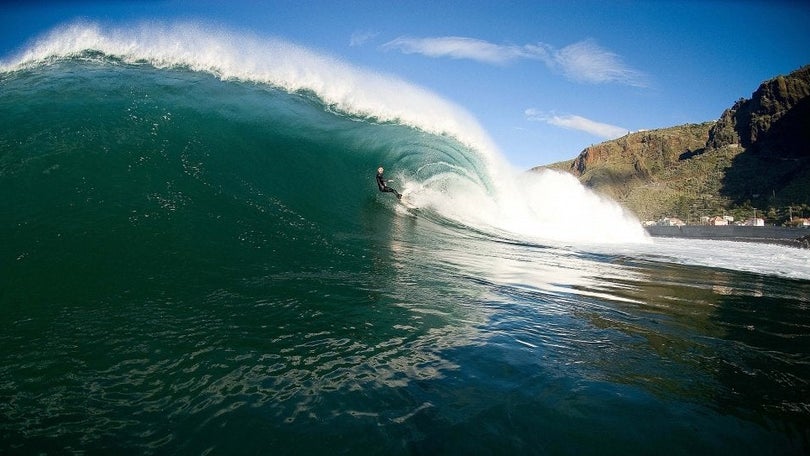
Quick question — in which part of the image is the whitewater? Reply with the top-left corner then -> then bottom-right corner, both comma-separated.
1,22 -> 808,454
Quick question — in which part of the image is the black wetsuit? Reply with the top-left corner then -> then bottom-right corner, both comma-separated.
376,172 -> 401,198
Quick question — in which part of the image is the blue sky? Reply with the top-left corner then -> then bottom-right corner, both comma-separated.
2,1 -> 809,169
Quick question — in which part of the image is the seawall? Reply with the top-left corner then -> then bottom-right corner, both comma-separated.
645,225 -> 810,248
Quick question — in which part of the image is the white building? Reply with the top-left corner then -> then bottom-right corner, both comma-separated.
658,217 -> 686,227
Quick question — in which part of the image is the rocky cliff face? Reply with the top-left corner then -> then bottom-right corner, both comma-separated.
707,65 -> 810,155
569,124 -> 711,178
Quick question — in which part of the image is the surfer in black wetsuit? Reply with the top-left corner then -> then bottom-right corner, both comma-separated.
376,167 -> 401,199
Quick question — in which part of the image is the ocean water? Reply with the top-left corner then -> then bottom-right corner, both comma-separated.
1,23 -> 809,454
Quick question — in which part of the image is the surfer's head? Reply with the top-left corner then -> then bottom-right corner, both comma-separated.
377,167 -> 384,174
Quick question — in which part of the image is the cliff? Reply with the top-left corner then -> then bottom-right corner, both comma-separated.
707,65 -> 810,154
535,65 -> 810,223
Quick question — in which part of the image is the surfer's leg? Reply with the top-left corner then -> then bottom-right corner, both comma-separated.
386,186 -> 401,198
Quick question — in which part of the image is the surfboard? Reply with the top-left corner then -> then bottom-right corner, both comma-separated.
399,195 -> 418,210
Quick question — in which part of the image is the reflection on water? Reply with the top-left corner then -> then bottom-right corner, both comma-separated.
381,217 -> 810,453
2,206 -> 809,453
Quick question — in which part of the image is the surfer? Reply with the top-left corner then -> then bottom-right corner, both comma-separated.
376,167 -> 401,199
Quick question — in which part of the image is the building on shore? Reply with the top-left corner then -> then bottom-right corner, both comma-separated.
656,217 -> 686,227
699,215 -> 734,226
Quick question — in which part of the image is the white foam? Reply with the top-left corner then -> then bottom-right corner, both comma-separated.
400,162 -> 645,244
611,237 -> 810,280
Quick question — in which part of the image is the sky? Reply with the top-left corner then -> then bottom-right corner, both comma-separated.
1,0 -> 809,169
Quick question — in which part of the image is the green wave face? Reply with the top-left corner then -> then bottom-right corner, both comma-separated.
1,57 -> 490,299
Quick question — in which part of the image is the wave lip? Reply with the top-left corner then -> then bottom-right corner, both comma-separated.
1,21 -> 498,159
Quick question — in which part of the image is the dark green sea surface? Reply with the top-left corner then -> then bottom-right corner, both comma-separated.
2,59 -> 809,455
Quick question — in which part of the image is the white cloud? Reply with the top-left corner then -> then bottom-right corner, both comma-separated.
381,36 -> 537,65
552,39 -> 646,87
350,30 -> 378,47
526,109 -> 629,139
382,35 -> 646,87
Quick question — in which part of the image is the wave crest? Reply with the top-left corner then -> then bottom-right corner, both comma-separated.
1,21 -> 497,159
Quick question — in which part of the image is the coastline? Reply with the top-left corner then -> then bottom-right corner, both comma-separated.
645,225 -> 810,249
